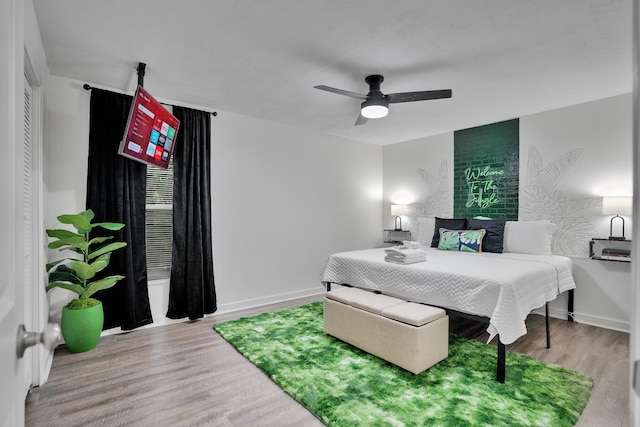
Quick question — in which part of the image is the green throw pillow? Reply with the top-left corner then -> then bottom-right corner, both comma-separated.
438,228 -> 486,252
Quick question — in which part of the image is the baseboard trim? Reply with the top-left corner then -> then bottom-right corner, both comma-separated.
215,287 -> 324,315
102,286 -> 325,336
106,286 -> 631,336
568,312 -> 630,333
531,306 -> 630,333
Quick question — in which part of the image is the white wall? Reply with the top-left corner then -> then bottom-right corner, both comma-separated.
520,94 -> 633,240
383,132 -> 453,208
44,74 -> 383,325
44,76 -> 90,321
382,93 -> 633,331
211,112 -> 382,311
571,258 -> 630,331
382,132 -> 455,242
521,94 -> 632,330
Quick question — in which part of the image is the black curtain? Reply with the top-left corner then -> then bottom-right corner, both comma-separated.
167,106 -> 217,319
86,88 -> 153,330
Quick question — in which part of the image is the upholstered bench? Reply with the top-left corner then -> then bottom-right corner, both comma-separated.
323,287 -> 449,374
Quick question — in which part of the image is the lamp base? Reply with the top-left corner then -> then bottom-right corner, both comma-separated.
609,215 -> 626,241
393,216 -> 402,232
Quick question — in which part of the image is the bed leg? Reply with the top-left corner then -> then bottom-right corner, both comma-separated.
545,302 -> 551,349
324,281 -> 331,292
497,341 -> 505,383
567,289 -> 574,322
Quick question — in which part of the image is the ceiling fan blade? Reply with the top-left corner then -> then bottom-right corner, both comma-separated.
355,113 -> 368,126
387,89 -> 452,104
314,85 -> 368,100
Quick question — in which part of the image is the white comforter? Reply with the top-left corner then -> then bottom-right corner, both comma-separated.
320,246 -> 575,345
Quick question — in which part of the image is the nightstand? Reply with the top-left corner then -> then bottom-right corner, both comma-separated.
589,238 -> 631,262
383,229 -> 411,245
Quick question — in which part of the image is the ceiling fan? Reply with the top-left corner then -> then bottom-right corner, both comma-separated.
314,75 -> 452,125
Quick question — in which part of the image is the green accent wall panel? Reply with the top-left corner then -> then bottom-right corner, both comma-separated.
454,119 -> 519,220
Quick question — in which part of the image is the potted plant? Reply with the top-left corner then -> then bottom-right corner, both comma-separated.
46,209 -> 127,353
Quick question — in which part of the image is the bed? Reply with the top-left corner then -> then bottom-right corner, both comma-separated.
319,218 -> 577,382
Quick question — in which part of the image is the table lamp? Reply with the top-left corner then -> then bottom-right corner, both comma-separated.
602,196 -> 632,240
390,204 -> 408,231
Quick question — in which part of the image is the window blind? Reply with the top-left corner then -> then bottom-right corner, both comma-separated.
146,159 -> 173,280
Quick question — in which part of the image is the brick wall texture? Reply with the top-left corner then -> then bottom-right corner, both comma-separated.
453,119 -> 519,220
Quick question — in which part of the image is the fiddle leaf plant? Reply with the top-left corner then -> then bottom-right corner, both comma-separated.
46,209 -> 127,309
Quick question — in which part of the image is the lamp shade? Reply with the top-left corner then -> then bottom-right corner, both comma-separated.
361,104 -> 388,119
602,197 -> 632,215
390,204 -> 408,216
361,96 -> 389,119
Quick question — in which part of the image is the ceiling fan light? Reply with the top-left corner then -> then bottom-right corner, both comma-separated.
361,103 -> 389,119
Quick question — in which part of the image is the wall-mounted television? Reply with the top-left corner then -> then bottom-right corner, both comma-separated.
118,86 -> 180,169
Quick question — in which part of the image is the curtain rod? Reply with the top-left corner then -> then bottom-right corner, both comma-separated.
82,83 -> 218,116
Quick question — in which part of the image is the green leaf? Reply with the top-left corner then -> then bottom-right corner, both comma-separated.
88,242 -> 127,260
48,265 -> 82,284
82,209 -> 95,222
57,213 -> 91,234
92,222 -> 125,231
46,259 -> 69,272
85,253 -> 111,277
45,281 -> 85,296
68,260 -> 91,280
46,229 -> 83,240
48,236 -> 89,251
46,210 -> 127,297
84,275 -> 125,299
69,253 -> 112,280
88,236 -> 113,246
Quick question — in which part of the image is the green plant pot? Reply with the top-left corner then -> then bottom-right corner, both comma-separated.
61,301 -> 104,353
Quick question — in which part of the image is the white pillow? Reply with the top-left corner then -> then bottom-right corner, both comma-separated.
416,217 -> 436,246
503,220 -> 556,255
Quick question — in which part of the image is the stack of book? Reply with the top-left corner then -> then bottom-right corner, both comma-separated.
600,248 -> 631,262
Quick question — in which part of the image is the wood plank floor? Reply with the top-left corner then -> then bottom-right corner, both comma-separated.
25,295 -> 630,426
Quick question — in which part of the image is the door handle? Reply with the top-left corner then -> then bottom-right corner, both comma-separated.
16,323 -> 61,359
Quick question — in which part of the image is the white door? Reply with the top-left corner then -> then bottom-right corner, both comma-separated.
0,0 -> 27,425
633,2 -> 640,423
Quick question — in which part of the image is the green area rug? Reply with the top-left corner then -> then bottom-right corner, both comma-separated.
213,302 -> 593,427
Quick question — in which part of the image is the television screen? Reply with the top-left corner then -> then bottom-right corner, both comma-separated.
118,86 -> 180,169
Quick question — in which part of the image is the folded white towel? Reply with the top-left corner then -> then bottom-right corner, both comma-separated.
384,253 -> 425,262
384,255 -> 426,265
384,246 -> 427,258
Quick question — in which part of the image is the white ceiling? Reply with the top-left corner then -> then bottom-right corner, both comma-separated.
33,0 -> 632,146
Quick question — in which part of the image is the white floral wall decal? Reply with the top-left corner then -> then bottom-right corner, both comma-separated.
521,146 -> 600,257
403,148 -> 598,257
416,159 -> 453,218
403,159 -> 453,240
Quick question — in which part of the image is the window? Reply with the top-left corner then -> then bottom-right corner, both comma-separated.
145,159 -> 173,280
